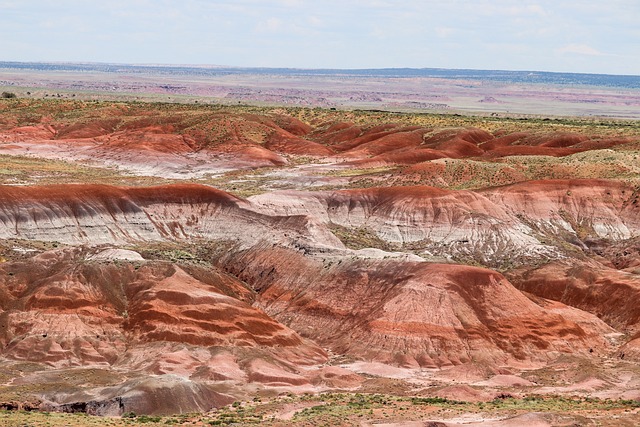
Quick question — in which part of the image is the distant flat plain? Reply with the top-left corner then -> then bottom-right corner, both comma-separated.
1,62 -> 639,118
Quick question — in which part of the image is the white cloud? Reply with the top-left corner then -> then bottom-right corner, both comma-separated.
256,17 -> 283,33
556,43 -> 605,56
466,2 -> 548,17
435,26 -> 455,38
278,0 -> 303,6
308,16 -> 323,28
507,4 -> 546,16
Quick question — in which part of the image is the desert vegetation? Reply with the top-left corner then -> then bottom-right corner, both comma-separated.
1,394 -> 639,426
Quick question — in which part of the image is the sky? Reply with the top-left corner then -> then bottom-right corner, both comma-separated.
0,0 -> 638,75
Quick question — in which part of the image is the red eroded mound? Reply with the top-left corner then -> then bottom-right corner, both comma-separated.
0,110 -> 308,171
55,118 -> 121,139
223,144 -> 287,165
0,246 -> 331,415
6,124 -> 56,139
1,108 -> 637,177
0,182 -> 346,254
324,124 -> 410,152
249,179 -> 640,272
423,128 -> 494,146
0,248 -> 325,368
97,126 -> 197,154
338,130 -> 425,158
0,182 -> 248,245
480,132 -> 634,158
0,183 -> 242,207
346,147 -> 447,167
482,131 -> 632,150
420,128 -> 492,158
479,132 -> 531,150
508,260 -> 640,333
125,264 -> 311,348
482,179 -> 640,236
432,138 -> 485,158
269,114 -> 313,136
305,124 -> 635,163
314,184 -> 513,230
514,132 -> 589,148
312,122 -> 363,145
217,246 -> 612,368
265,131 -> 334,156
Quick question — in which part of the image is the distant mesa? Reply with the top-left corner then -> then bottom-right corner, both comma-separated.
478,96 -> 504,103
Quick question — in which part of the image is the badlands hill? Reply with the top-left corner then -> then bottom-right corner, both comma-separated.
0,99 -> 639,425
0,100 -> 636,178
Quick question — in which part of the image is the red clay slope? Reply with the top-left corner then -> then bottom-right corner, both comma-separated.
249,179 -> 640,269
2,110 -> 637,175
307,122 -> 635,165
0,183 -> 343,250
0,247 -> 325,368
0,247 -> 328,414
217,245 -> 613,368
508,259 -> 640,335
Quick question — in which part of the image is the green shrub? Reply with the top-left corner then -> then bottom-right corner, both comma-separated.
137,415 -> 162,423
410,396 -> 465,405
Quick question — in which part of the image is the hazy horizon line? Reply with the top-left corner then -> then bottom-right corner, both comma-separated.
2,60 -> 639,78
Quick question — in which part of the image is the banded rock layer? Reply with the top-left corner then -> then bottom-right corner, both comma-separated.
0,180 -> 638,414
